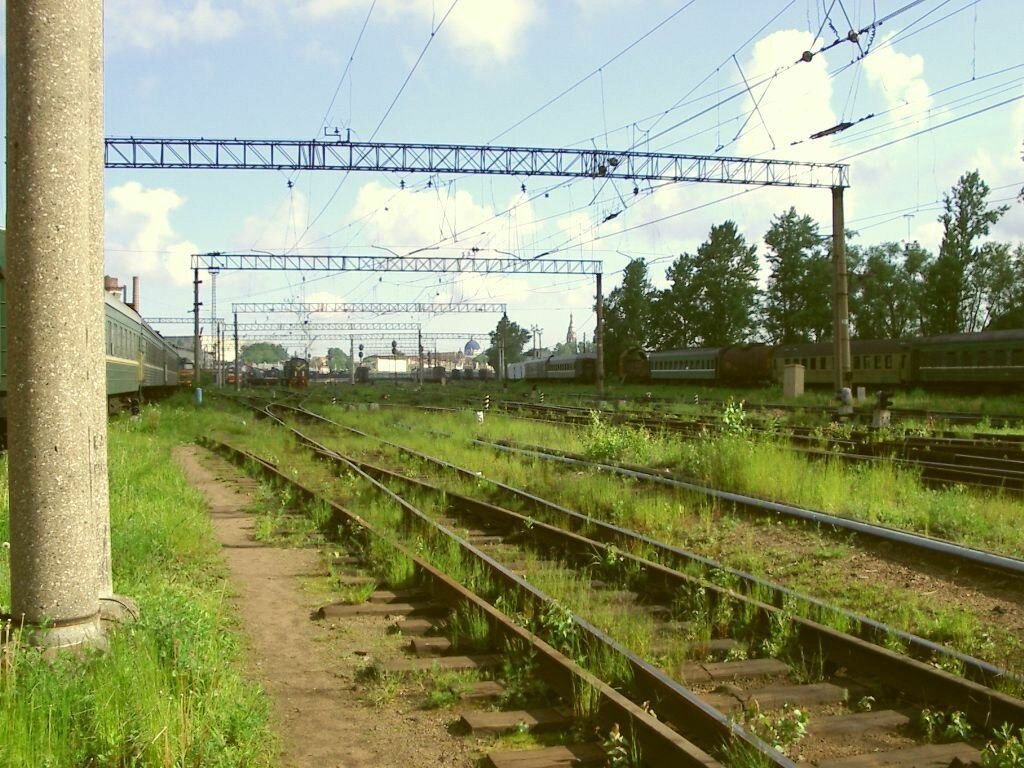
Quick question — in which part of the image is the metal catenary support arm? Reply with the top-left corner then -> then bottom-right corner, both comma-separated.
231,301 -> 506,314
106,137 -> 849,189
235,322 -> 421,332
193,252 -> 601,275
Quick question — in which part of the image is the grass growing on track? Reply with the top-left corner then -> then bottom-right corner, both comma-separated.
300,403 -> 1024,677
0,394 -> 276,768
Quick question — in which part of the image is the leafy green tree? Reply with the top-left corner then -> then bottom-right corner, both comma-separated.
978,242 -> 1024,329
603,258 -> 656,376
326,347 -> 351,372
486,314 -> 532,371
849,241 -> 931,338
656,220 -> 759,347
921,170 -> 1010,333
761,208 -> 832,344
240,342 -> 288,364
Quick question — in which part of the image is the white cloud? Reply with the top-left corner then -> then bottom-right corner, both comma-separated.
299,0 -> 538,62
345,180 -> 513,250
106,0 -> 242,50
862,34 -> 931,114
236,189 -> 319,252
105,181 -> 199,290
738,29 -> 836,159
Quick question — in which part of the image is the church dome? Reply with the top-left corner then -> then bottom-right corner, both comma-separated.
464,338 -> 481,356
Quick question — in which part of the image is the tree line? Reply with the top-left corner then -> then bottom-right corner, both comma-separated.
601,170 -> 1022,370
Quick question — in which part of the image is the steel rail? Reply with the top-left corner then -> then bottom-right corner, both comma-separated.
479,439 -> 1024,578
203,437 -> 723,766
282,401 -> 1022,688
269,402 -> 1024,731
350,455 -> 1024,731
251,403 -> 786,765
585,404 -> 1024,491
240,403 -> 788,766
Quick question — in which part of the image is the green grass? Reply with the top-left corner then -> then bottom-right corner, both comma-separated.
291,404 -> 1024,677
0,394 -> 276,767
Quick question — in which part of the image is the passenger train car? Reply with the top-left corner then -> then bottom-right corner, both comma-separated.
0,229 -> 182,420
523,332 -> 1024,390
522,353 -> 598,384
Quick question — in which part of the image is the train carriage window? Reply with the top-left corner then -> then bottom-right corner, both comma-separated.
978,351 -> 989,367
801,357 -> 808,368
900,354 -> 906,368
995,350 -> 1007,366
1012,349 -> 1024,365
809,358 -> 816,370
864,356 -> 871,370
874,354 -> 881,369
853,356 -> 860,369
884,354 -> 892,369
946,351 -> 956,367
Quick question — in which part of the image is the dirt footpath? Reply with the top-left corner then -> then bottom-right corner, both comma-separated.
175,445 -> 478,768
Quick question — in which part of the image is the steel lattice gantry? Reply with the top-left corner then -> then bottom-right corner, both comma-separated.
149,316 -> 224,325
106,137 -> 850,189
235,322 -> 421,332
117,137 -> 853,392
195,253 -> 600,275
237,332 -> 484,341
232,301 -> 506,314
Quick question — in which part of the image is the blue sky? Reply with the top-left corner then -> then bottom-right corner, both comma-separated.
6,0 -> 1024,357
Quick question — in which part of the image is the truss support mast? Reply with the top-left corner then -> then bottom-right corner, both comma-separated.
109,137 -> 851,394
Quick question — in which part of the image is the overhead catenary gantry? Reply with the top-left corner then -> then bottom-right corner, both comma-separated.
113,137 -> 852,392
149,316 -> 225,326
195,252 -> 601,275
236,322 -> 423,332
232,301 -> 507,314
106,137 -> 849,188
238,332 -> 486,342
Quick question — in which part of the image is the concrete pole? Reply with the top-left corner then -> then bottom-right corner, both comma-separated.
209,268 -> 219,386
193,268 -> 202,388
417,327 -> 423,385
595,272 -> 605,394
86,0 -> 134,623
234,313 -> 240,390
220,323 -> 226,387
831,186 -> 851,392
350,337 -> 355,385
7,0 -> 106,649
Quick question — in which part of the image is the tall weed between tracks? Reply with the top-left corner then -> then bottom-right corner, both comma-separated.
579,411 -> 652,463
0,395 -> 275,767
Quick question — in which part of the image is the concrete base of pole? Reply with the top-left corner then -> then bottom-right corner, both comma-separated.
18,614 -> 106,653
100,595 -> 140,625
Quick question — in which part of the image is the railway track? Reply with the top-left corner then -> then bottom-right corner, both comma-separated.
491,400 -> 1024,496
213,394 -> 1024,766
558,391 -> 1024,429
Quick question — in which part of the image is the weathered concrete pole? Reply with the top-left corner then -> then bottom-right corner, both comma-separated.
84,0 -> 132,622
7,0 -> 106,649
350,337 -> 356,385
193,268 -> 202,387
595,272 -> 605,394
234,313 -> 240,390
831,186 -> 852,392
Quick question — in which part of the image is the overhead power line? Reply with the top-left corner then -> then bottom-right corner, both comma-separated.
487,0 -> 700,144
